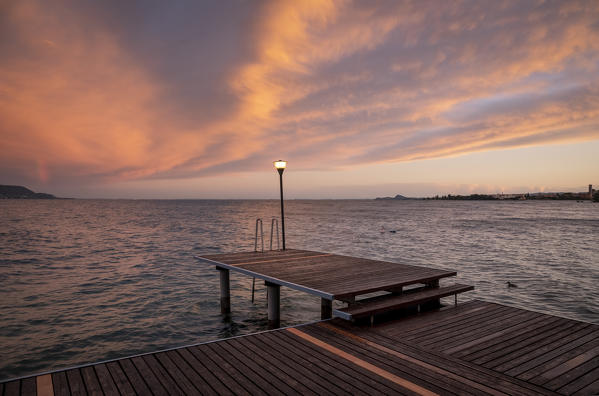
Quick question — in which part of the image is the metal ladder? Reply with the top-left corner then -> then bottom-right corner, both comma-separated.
252,218 -> 280,302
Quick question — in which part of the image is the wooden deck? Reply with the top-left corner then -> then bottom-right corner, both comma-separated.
2,301 -> 597,395
196,249 -> 457,301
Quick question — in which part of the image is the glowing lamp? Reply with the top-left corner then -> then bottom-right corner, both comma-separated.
274,160 -> 287,171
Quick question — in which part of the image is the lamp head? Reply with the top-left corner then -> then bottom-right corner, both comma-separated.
274,160 -> 287,174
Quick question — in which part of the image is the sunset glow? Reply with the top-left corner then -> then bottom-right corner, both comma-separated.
1,1 -> 598,198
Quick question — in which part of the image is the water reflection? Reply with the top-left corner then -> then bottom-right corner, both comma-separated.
0,199 -> 597,380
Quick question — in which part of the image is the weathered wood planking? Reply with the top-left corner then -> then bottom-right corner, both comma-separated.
335,284 -> 474,320
370,301 -> 599,395
2,300 -> 595,395
197,249 -> 457,300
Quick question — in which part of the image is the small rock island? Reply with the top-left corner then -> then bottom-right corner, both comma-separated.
0,185 -> 56,199
374,194 -> 412,200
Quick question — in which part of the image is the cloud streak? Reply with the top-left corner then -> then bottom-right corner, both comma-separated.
1,0 -> 598,189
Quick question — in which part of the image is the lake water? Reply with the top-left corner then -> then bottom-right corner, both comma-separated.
1,199 -> 598,380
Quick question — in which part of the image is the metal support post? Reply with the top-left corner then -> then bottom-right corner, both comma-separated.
321,298 -> 332,320
217,267 -> 230,314
266,281 -> 280,328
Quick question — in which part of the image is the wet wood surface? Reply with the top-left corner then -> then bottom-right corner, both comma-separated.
199,249 -> 457,300
3,300 -> 596,395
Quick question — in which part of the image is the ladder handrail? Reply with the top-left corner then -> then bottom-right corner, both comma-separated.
270,218 -> 280,251
254,218 -> 264,252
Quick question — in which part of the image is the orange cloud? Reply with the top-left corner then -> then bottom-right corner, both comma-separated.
0,0 -> 598,190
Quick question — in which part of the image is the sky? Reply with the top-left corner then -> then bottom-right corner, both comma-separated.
1,0 -> 598,198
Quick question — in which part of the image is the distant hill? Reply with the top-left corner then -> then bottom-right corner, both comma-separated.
0,185 -> 56,199
374,194 -> 413,200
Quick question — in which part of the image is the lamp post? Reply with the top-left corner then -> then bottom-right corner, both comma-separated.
273,160 -> 287,250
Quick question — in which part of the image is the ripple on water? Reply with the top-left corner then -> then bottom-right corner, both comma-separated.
0,199 -> 598,381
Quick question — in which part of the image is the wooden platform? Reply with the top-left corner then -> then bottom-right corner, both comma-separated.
334,284 -> 475,320
2,301 -> 597,395
196,249 -> 457,301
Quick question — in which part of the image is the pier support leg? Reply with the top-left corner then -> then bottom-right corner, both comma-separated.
387,286 -> 403,296
266,282 -> 280,328
321,298 -> 332,320
217,267 -> 231,314
425,279 -> 441,309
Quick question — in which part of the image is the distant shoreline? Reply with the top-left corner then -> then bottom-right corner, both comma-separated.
376,190 -> 598,201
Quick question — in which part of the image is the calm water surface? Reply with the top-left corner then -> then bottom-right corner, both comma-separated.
1,199 -> 598,380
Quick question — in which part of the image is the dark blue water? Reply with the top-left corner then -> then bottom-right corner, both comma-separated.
1,199 -> 598,380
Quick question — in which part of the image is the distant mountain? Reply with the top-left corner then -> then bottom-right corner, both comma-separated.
0,185 -> 56,199
375,194 -> 413,200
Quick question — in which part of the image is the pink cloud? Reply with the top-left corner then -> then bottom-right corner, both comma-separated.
1,0 -> 598,190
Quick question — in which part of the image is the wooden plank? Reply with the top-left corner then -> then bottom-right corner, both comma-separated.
129,356 -> 170,396
187,345 -> 251,395
493,324 -> 594,374
420,308 -> 542,350
542,354 -> 599,391
349,325 -> 559,396
201,249 -> 309,262
302,266 -> 452,289
176,348 -> 230,395
65,370 -> 86,396
198,249 -> 456,300
303,324 -> 478,396
535,343 -> 599,383
200,249 -> 304,261
471,319 -> 579,366
94,364 -> 119,396
154,351 -> 205,395
521,336 -> 599,382
258,331 -> 375,395
144,353 -> 188,396
329,273 -> 457,300
163,349 -> 217,395
240,255 -> 408,279
316,268 -> 453,291
246,333 -> 346,396
398,302 -> 507,335
80,366 -> 102,396
119,358 -> 154,396
20,377 -> 36,396
223,337 -> 305,395
405,305 -> 524,348
374,300 -> 494,337
459,315 -> 565,360
222,250 -> 322,264
287,327 -> 439,396
3,380 -> 19,396
106,361 -> 136,396
557,366 -> 599,395
51,372 -> 69,396
440,311 -> 548,355
335,284 -> 473,319
231,253 -> 334,267
573,377 -> 599,396
266,331 -> 401,395
195,256 -> 333,299
213,340 -> 295,395
197,342 -> 272,395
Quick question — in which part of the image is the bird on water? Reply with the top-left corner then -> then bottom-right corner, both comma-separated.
506,281 -> 518,288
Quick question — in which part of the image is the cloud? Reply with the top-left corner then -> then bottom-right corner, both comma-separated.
0,0 -> 598,189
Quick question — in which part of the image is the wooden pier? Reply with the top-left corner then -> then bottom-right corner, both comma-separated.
2,301 -> 597,395
2,249 -> 597,395
196,249 -> 471,326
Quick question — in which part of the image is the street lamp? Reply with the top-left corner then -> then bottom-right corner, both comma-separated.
273,160 -> 287,250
